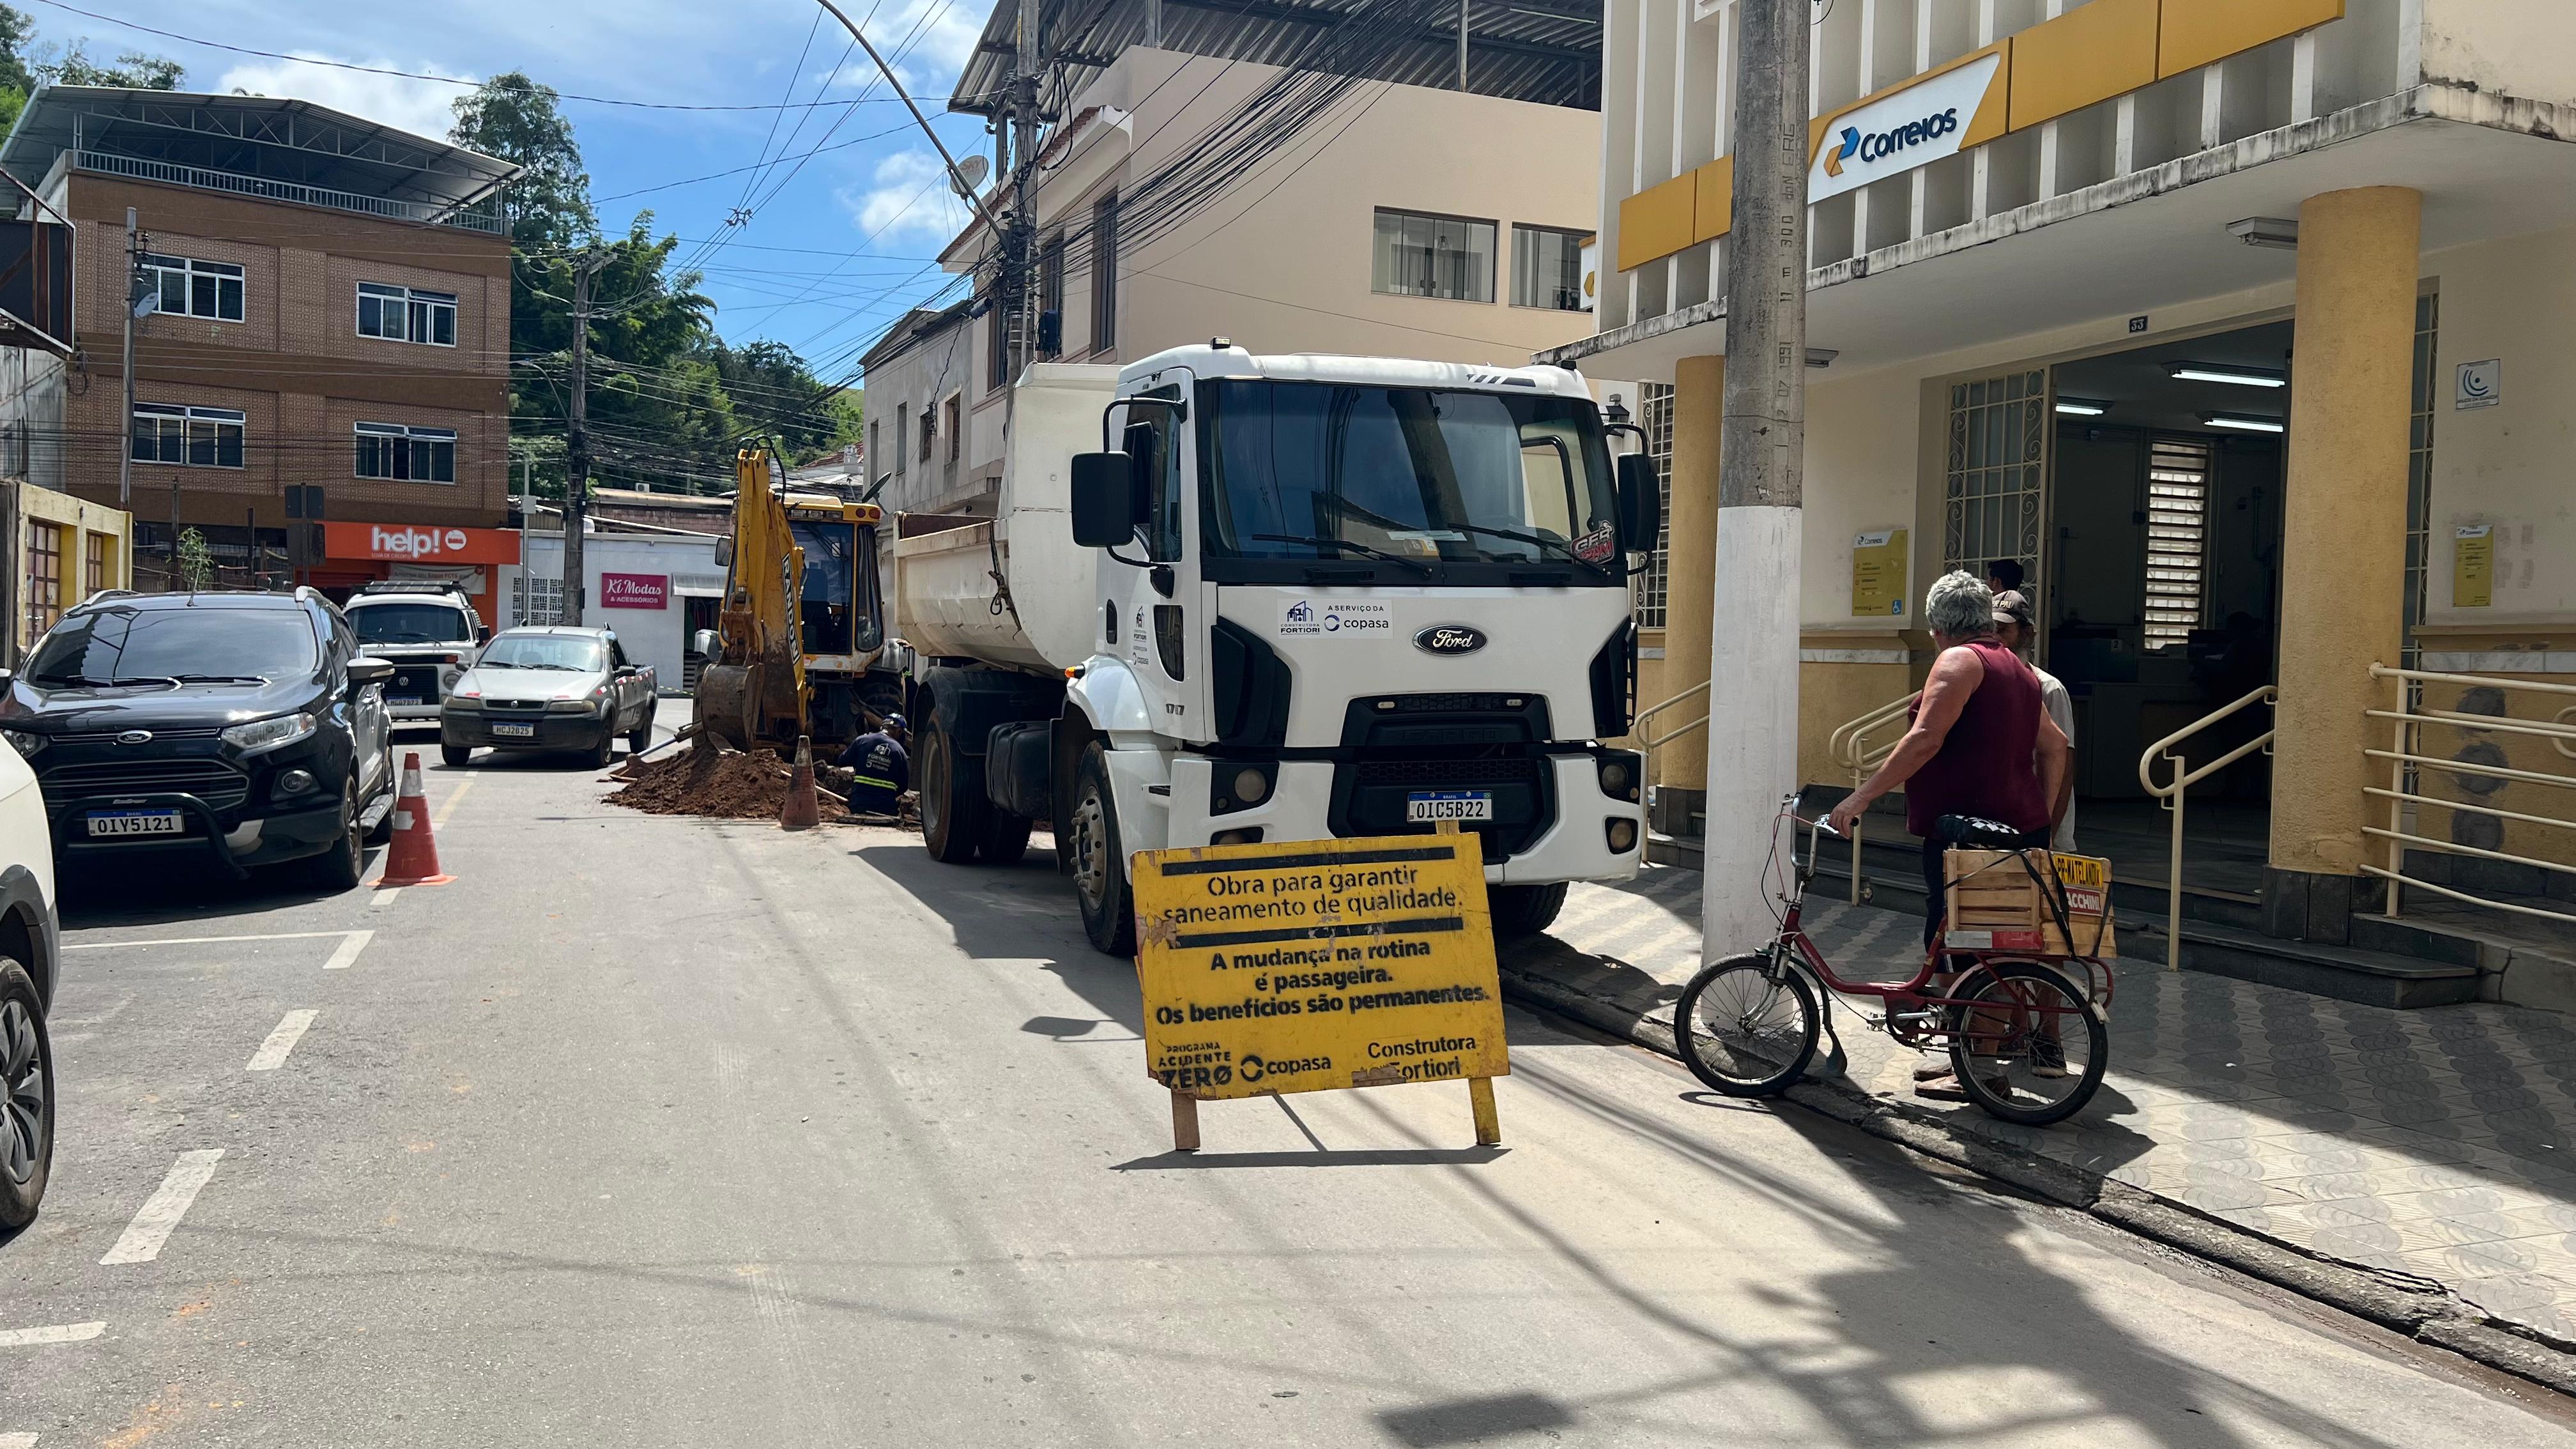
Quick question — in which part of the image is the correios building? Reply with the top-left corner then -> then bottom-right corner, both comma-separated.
1553,1 -> 2576,1006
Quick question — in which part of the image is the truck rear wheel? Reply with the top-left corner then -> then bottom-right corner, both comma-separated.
1070,744 -> 1134,955
919,709 -> 987,864
979,812 -> 1033,864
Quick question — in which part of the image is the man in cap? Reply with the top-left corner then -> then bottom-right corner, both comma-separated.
836,714 -> 910,822
1991,590 -> 2074,853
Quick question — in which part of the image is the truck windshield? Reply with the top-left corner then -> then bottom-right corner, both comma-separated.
1199,380 -> 1621,580
349,603 -> 471,645
789,519 -> 883,656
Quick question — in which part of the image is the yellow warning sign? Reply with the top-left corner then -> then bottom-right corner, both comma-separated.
1133,834 -> 1509,1102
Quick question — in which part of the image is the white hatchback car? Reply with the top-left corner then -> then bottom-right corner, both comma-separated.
0,730 -> 56,1229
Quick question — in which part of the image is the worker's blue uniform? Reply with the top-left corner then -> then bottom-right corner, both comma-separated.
836,732 -> 909,815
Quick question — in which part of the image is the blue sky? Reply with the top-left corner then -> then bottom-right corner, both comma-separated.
27,0 -> 999,383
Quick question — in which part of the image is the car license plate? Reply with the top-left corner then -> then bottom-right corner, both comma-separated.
491,722 -> 535,739
88,809 -> 183,838
1406,790 -> 1492,823
387,696 -> 423,707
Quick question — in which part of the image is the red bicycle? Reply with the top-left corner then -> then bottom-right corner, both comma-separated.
1673,795 -> 2111,1126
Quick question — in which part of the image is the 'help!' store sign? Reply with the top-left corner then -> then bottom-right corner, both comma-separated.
323,521 -> 518,565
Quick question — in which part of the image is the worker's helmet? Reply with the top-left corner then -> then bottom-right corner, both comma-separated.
882,714 -> 908,732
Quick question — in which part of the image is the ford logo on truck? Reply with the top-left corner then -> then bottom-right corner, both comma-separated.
1414,625 -> 1486,656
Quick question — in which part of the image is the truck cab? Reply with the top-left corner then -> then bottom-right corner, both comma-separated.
342,580 -> 487,722
898,346 -> 1662,956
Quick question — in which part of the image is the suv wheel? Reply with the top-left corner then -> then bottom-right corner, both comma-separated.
0,958 -> 50,1230
303,778 -> 364,892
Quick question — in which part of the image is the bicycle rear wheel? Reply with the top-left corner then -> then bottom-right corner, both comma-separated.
1947,960 -> 2108,1126
1673,953 -> 1819,1098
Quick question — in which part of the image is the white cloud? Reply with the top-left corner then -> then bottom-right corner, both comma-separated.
841,150 -> 973,245
217,55 -> 477,142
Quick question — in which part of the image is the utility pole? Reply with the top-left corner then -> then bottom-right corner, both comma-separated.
118,208 -> 137,510
1702,0 -> 1814,956
562,249 -> 602,626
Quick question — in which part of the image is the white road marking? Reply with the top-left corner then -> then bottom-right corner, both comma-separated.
0,1322 -> 103,1347
321,931 -> 374,971
0,1429 -> 38,1446
101,1150 -> 225,1265
433,777 -> 475,826
245,1010 -> 319,1071
66,930 -> 348,951
369,885 -> 404,907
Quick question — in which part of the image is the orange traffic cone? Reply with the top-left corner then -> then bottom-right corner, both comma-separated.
780,735 -> 820,832
376,752 -> 454,887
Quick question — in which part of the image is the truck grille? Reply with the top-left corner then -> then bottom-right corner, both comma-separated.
1352,757 -> 1542,787
43,758 -> 250,812
391,665 -> 441,698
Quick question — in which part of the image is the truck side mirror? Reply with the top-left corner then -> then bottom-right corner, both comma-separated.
714,535 -> 735,568
1616,454 -> 1662,555
1071,452 -> 1141,548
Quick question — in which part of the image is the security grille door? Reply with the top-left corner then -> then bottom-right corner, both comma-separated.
1944,369 -> 2048,610
2143,438 -> 2212,648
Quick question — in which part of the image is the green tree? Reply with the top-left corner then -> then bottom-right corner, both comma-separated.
705,339 -> 859,459
42,45 -> 183,88
0,5 -> 35,95
449,73 -> 594,252
174,528 -> 214,591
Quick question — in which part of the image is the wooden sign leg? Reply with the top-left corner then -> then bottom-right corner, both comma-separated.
1170,1089 -> 1201,1153
1469,1077 -> 1501,1146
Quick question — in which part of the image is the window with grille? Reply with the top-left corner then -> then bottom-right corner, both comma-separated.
354,422 -> 456,483
2142,438 -> 2212,649
2402,291 -> 2439,668
142,254 -> 244,322
132,403 -> 244,468
514,572 -> 564,627
26,521 -> 60,642
1633,382 -> 1675,629
1942,370 -> 2046,599
84,531 -> 109,595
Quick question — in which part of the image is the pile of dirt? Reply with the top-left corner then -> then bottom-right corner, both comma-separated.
604,740 -> 795,819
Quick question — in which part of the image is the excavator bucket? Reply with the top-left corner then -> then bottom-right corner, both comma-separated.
694,661 -> 757,751
694,638 -> 805,754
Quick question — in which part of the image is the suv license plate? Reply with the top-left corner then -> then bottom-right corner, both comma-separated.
1406,791 -> 1492,823
491,722 -> 535,739
89,809 -> 183,838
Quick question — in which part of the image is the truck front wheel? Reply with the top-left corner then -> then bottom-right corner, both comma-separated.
1070,744 -> 1135,955
919,709 -> 987,864
1489,882 -> 1569,940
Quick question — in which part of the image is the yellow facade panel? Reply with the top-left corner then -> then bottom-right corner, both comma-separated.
2159,0 -> 2345,80
1692,157 -> 1734,246
1616,171 -> 1697,273
2009,0 -> 2160,132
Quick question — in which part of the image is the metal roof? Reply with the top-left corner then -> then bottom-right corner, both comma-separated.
951,0 -> 1600,118
1,87 -> 518,222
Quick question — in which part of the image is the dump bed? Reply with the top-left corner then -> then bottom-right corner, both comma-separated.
891,364 -> 1118,673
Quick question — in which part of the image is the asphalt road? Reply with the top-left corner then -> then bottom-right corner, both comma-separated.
4,714 -> 2573,1446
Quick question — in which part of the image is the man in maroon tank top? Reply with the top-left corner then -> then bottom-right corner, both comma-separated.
1826,571 -> 2071,949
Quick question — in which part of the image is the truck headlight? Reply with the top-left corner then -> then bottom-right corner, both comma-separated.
1,728 -> 43,759
441,666 -> 463,687
222,712 -> 316,753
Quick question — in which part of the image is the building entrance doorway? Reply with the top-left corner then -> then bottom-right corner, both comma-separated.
2043,321 -> 2294,897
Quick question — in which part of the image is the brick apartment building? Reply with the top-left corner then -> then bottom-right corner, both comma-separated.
0,87 -> 519,624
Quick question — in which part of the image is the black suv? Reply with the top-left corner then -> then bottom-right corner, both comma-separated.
0,588 -> 397,889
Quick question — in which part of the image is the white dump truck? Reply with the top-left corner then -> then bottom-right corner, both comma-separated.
892,344 -> 1662,954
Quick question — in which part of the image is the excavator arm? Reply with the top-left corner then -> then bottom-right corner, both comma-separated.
696,447 -> 809,751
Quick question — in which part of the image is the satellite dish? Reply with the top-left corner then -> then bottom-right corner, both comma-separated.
950,155 -> 990,198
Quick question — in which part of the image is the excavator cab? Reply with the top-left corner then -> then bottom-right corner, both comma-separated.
696,445 -> 887,751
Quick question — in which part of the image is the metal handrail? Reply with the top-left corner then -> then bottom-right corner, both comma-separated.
1825,689 -> 1922,903
1636,678 -> 1709,803
2138,684 -> 2278,970
2363,663 -> 2576,926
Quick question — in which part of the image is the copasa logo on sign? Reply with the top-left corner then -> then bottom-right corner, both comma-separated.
370,525 -> 470,558
1809,50 -> 2001,204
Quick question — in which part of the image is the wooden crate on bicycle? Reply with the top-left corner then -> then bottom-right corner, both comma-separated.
1943,849 -> 2118,959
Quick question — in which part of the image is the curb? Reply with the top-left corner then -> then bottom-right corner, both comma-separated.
1499,962 -> 2576,1400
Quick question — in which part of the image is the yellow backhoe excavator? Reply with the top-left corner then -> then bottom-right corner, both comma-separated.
693,445 -> 892,751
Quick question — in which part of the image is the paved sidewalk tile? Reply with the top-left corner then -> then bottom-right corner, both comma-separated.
1513,866 -> 2576,1343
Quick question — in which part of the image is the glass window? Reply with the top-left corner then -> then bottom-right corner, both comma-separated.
1200,381 -> 1620,580
1091,192 -> 1118,350
83,531 -> 108,596
354,423 -> 456,482
25,521 -> 60,643
357,282 -> 457,346
1372,210 -> 1496,303
348,603 -> 473,645
28,605 -> 319,684
131,403 -> 243,470
1511,224 -> 1587,311
141,254 -> 245,322
1122,403 -> 1184,563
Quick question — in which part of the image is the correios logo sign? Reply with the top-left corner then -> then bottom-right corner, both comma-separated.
1809,49 -> 2004,205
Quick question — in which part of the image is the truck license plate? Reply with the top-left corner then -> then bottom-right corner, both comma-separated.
88,809 -> 183,838
1406,791 -> 1492,823
491,722 -> 535,739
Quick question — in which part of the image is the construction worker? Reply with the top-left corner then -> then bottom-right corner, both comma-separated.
836,715 -> 910,821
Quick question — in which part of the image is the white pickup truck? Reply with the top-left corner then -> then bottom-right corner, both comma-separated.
891,345 -> 1662,955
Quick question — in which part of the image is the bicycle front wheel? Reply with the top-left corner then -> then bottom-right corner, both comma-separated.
1673,953 -> 1819,1098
